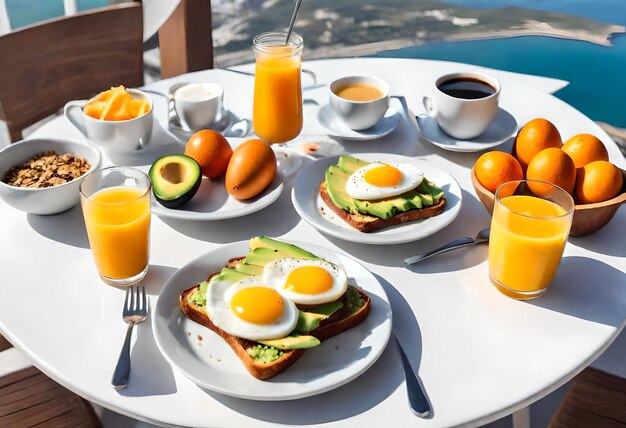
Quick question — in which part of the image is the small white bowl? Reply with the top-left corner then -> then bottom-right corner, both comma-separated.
0,138 -> 101,215
329,76 -> 390,130
174,82 -> 224,131
64,88 -> 153,155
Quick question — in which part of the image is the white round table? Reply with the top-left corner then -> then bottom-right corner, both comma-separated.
1,58 -> 625,428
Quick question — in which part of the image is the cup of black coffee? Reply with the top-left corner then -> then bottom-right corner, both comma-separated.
423,72 -> 500,140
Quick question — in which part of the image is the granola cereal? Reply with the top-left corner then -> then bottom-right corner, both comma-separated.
2,151 -> 91,188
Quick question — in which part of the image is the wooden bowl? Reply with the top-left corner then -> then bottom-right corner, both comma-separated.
470,166 -> 626,236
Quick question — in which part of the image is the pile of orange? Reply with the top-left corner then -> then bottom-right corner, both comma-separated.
474,118 -> 624,205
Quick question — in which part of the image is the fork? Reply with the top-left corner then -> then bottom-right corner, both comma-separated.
111,285 -> 147,390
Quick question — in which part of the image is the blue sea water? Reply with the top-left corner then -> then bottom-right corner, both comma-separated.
5,0 -> 107,29
375,0 -> 626,127
443,0 -> 626,25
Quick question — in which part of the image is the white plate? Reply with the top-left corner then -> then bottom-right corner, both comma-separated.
415,107 -> 518,153
317,104 -> 400,141
142,169 -> 283,221
291,153 -> 463,245
152,240 -> 392,401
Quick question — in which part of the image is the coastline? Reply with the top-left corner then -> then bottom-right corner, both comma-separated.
445,21 -> 626,47
315,21 -> 625,57
217,21 -> 625,66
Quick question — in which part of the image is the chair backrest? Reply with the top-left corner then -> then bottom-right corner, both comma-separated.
0,3 -> 144,142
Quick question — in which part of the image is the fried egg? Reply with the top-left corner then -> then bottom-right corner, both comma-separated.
345,162 -> 424,200
206,277 -> 298,341
263,258 -> 348,305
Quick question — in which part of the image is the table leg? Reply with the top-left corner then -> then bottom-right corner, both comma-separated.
512,407 -> 530,428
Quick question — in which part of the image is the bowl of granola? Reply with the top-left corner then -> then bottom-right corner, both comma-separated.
0,138 -> 101,215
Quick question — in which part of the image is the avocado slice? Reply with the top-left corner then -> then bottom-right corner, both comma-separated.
149,154 -> 201,208
295,311 -> 328,333
337,155 -> 369,174
236,263 -> 264,276
243,247 -> 288,267
308,300 -> 344,316
354,197 -> 412,219
325,165 -> 361,215
216,268 -> 253,282
249,236 -> 319,260
257,334 -> 321,350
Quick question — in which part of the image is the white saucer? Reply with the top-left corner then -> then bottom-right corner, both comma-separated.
416,107 -> 518,153
317,104 -> 400,141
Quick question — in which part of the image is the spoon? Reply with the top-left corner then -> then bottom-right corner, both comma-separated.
285,0 -> 303,44
404,228 -> 490,265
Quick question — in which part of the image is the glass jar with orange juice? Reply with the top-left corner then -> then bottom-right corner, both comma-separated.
80,167 -> 151,286
489,179 -> 574,300
253,31 -> 303,144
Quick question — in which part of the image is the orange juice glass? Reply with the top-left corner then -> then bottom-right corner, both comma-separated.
80,167 -> 151,286
489,180 -> 574,300
253,31 -> 303,144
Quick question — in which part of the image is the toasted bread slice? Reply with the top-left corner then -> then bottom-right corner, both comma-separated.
319,181 -> 446,233
179,257 -> 371,380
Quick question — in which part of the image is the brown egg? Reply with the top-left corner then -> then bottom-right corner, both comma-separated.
225,139 -> 277,200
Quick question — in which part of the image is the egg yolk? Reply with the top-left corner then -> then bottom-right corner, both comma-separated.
230,287 -> 284,324
363,164 -> 402,187
284,266 -> 333,295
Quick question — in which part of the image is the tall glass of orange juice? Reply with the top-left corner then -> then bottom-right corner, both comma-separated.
489,180 -> 574,300
80,167 -> 151,286
253,31 -> 303,144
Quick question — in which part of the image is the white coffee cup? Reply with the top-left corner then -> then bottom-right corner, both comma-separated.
329,76 -> 390,131
174,83 -> 224,131
64,89 -> 153,155
423,72 -> 500,140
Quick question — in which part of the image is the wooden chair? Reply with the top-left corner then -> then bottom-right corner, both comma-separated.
549,367 -> 626,427
0,3 -> 144,143
159,0 -> 214,78
0,0 -> 215,143
0,335 -> 101,427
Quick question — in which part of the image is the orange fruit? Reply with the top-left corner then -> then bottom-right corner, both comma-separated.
100,89 -> 132,121
561,133 -> 609,168
575,160 -> 623,204
184,130 -> 233,178
83,101 -> 106,119
514,118 -> 562,170
526,147 -> 576,196
474,151 -> 523,194
225,139 -> 277,200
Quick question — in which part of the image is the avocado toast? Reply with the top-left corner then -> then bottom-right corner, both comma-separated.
320,155 -> 446,232
179,236 -> 371,380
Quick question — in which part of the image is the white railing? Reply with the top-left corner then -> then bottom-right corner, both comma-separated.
0,0 -> 78,35
0,0 -> 10,36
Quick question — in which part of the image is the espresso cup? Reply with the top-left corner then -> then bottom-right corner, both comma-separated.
64,89 -> 153,155
174,83 -> 224,131
329,76 -> 390,130
423,72 -> 500,140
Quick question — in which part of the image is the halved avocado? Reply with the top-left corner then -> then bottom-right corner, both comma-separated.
149,154 -> 201,208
